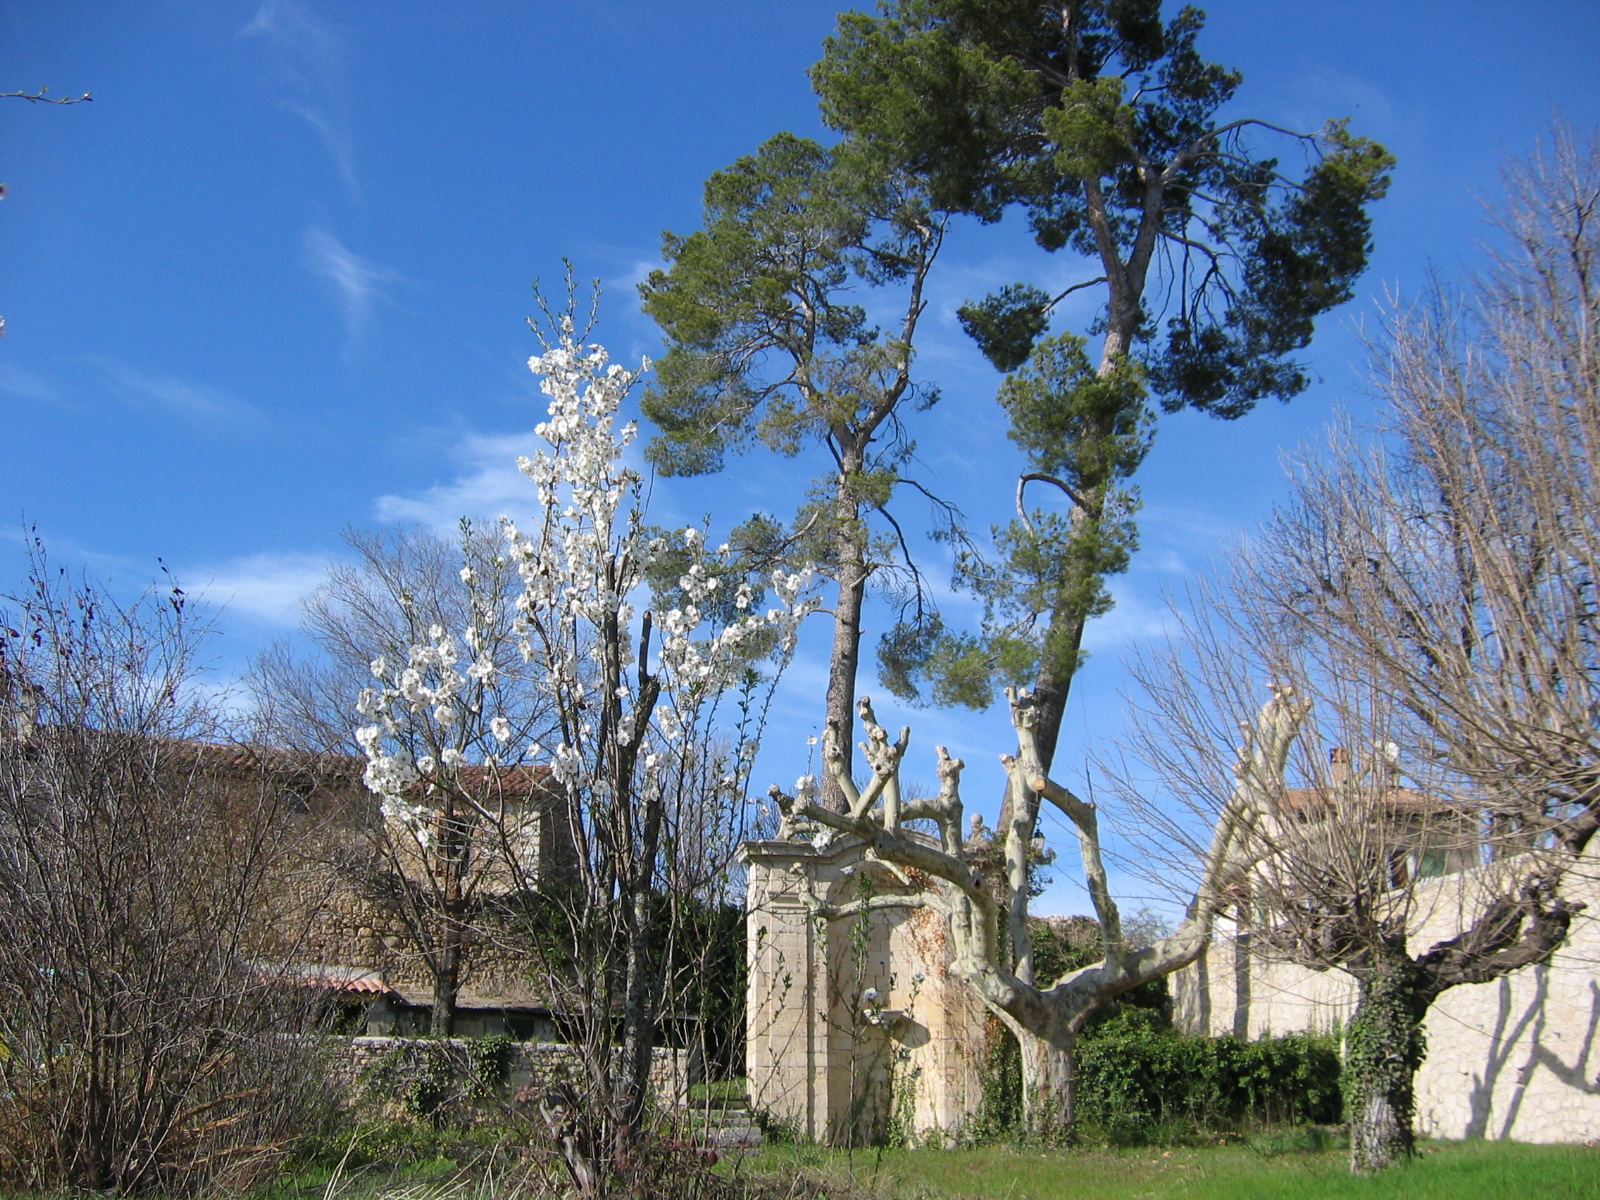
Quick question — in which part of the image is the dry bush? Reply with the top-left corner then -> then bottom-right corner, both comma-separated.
0,548 -> 335,1195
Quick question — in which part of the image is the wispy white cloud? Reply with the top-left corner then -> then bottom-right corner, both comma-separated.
1277,68 -> 1401,137
90,356 -> 257,425
241,0 -> 360,198
0,362 -> 65,406
1080,581 -> 1175,654
373,431 -> 549,533
190,550 -> 333,626
302,227 -> 404,349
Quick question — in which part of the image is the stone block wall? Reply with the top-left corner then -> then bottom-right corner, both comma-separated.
335,1036 -> 690,1119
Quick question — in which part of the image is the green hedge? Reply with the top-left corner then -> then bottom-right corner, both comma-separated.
1074,1017 -> 1341,1142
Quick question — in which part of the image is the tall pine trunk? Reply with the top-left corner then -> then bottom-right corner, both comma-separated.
822,460 -> 869,813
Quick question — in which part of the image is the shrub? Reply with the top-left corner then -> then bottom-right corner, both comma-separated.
0,554 -> 335,1195
1074,1018 -> 1341,1143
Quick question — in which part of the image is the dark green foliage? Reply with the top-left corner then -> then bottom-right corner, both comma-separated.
466,1034 -> 515,1096
958,283 -> 1052,371
361,1041 -> 460,1126
1030,917 -> 1171,1026
973,1006 -> 1340,1145
879,336 -> 1150,709
358,1035 -> 522,1128
842,1 -> 1390,735
676,901 -> 748,1082
1075,1024 -> 1342,1144
492,889 -> 745,1079
815,0 -> 1394,417
970,1013 -> 1025,1139
639,132 -> 936,479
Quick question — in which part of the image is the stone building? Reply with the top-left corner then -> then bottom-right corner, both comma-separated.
221,744 -> 577,1037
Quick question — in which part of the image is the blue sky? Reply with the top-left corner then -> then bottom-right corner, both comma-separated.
3,1 -> 1597,915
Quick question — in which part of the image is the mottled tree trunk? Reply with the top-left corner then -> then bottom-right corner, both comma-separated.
1344,958 -> 1428,1173
1016,1026 -> 1076,1143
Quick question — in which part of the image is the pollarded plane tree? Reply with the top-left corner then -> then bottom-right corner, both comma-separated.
773,681 -> 1304,1138
640,133 -> 951,809
1120,124 -> 1600,1173
801,0 -> 1392,1123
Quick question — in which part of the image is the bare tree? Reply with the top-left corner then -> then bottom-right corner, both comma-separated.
1120,122 -> 1599,1173
253,522 -> 537,758
252,521 -> 554,1037
0,546 -> 329,1195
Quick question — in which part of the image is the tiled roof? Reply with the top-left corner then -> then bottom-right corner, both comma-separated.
1278,786 -> 1474,817
162,738 -> 561,801
260,962 -> 394,994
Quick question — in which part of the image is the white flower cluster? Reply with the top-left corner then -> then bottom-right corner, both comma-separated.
355,621 -> 498,830
354,320 -> 819,841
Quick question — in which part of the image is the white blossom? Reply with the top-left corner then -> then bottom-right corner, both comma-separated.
354,323 -> 819,916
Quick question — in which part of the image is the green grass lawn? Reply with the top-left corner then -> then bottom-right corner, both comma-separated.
737,1138 -> 1600,1200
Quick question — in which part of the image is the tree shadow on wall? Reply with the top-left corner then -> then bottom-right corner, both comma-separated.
1464,967 -> 1600,1138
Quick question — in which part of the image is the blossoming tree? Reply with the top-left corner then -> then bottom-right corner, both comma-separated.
354,300 -> 815,1161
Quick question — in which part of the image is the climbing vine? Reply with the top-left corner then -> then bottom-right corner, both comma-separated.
466,1033 -> 515,1098
1342,959 -> 1428,1167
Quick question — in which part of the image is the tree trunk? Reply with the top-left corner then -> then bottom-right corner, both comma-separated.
617,884 -> 657,1144
430,932 -> 460,1038
1344,958 -> 1428,1173
1015,1025 -> 1076,1143
822,475 -> 870,813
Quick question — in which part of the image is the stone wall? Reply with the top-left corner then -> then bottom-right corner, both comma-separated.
335,1036 -> 690,1118
741,835 -> 984,1145
1172,858 -> 1600,1142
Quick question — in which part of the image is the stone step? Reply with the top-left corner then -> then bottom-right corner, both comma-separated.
683,1111 -> 758,1129
703,1126 -> 765,1148
680,1093 -> 765,1147
689,1093 -> 753,1111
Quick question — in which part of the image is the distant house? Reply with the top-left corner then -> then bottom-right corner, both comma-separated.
198,743 -> 578,1038
1256,746 -> 1482,895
